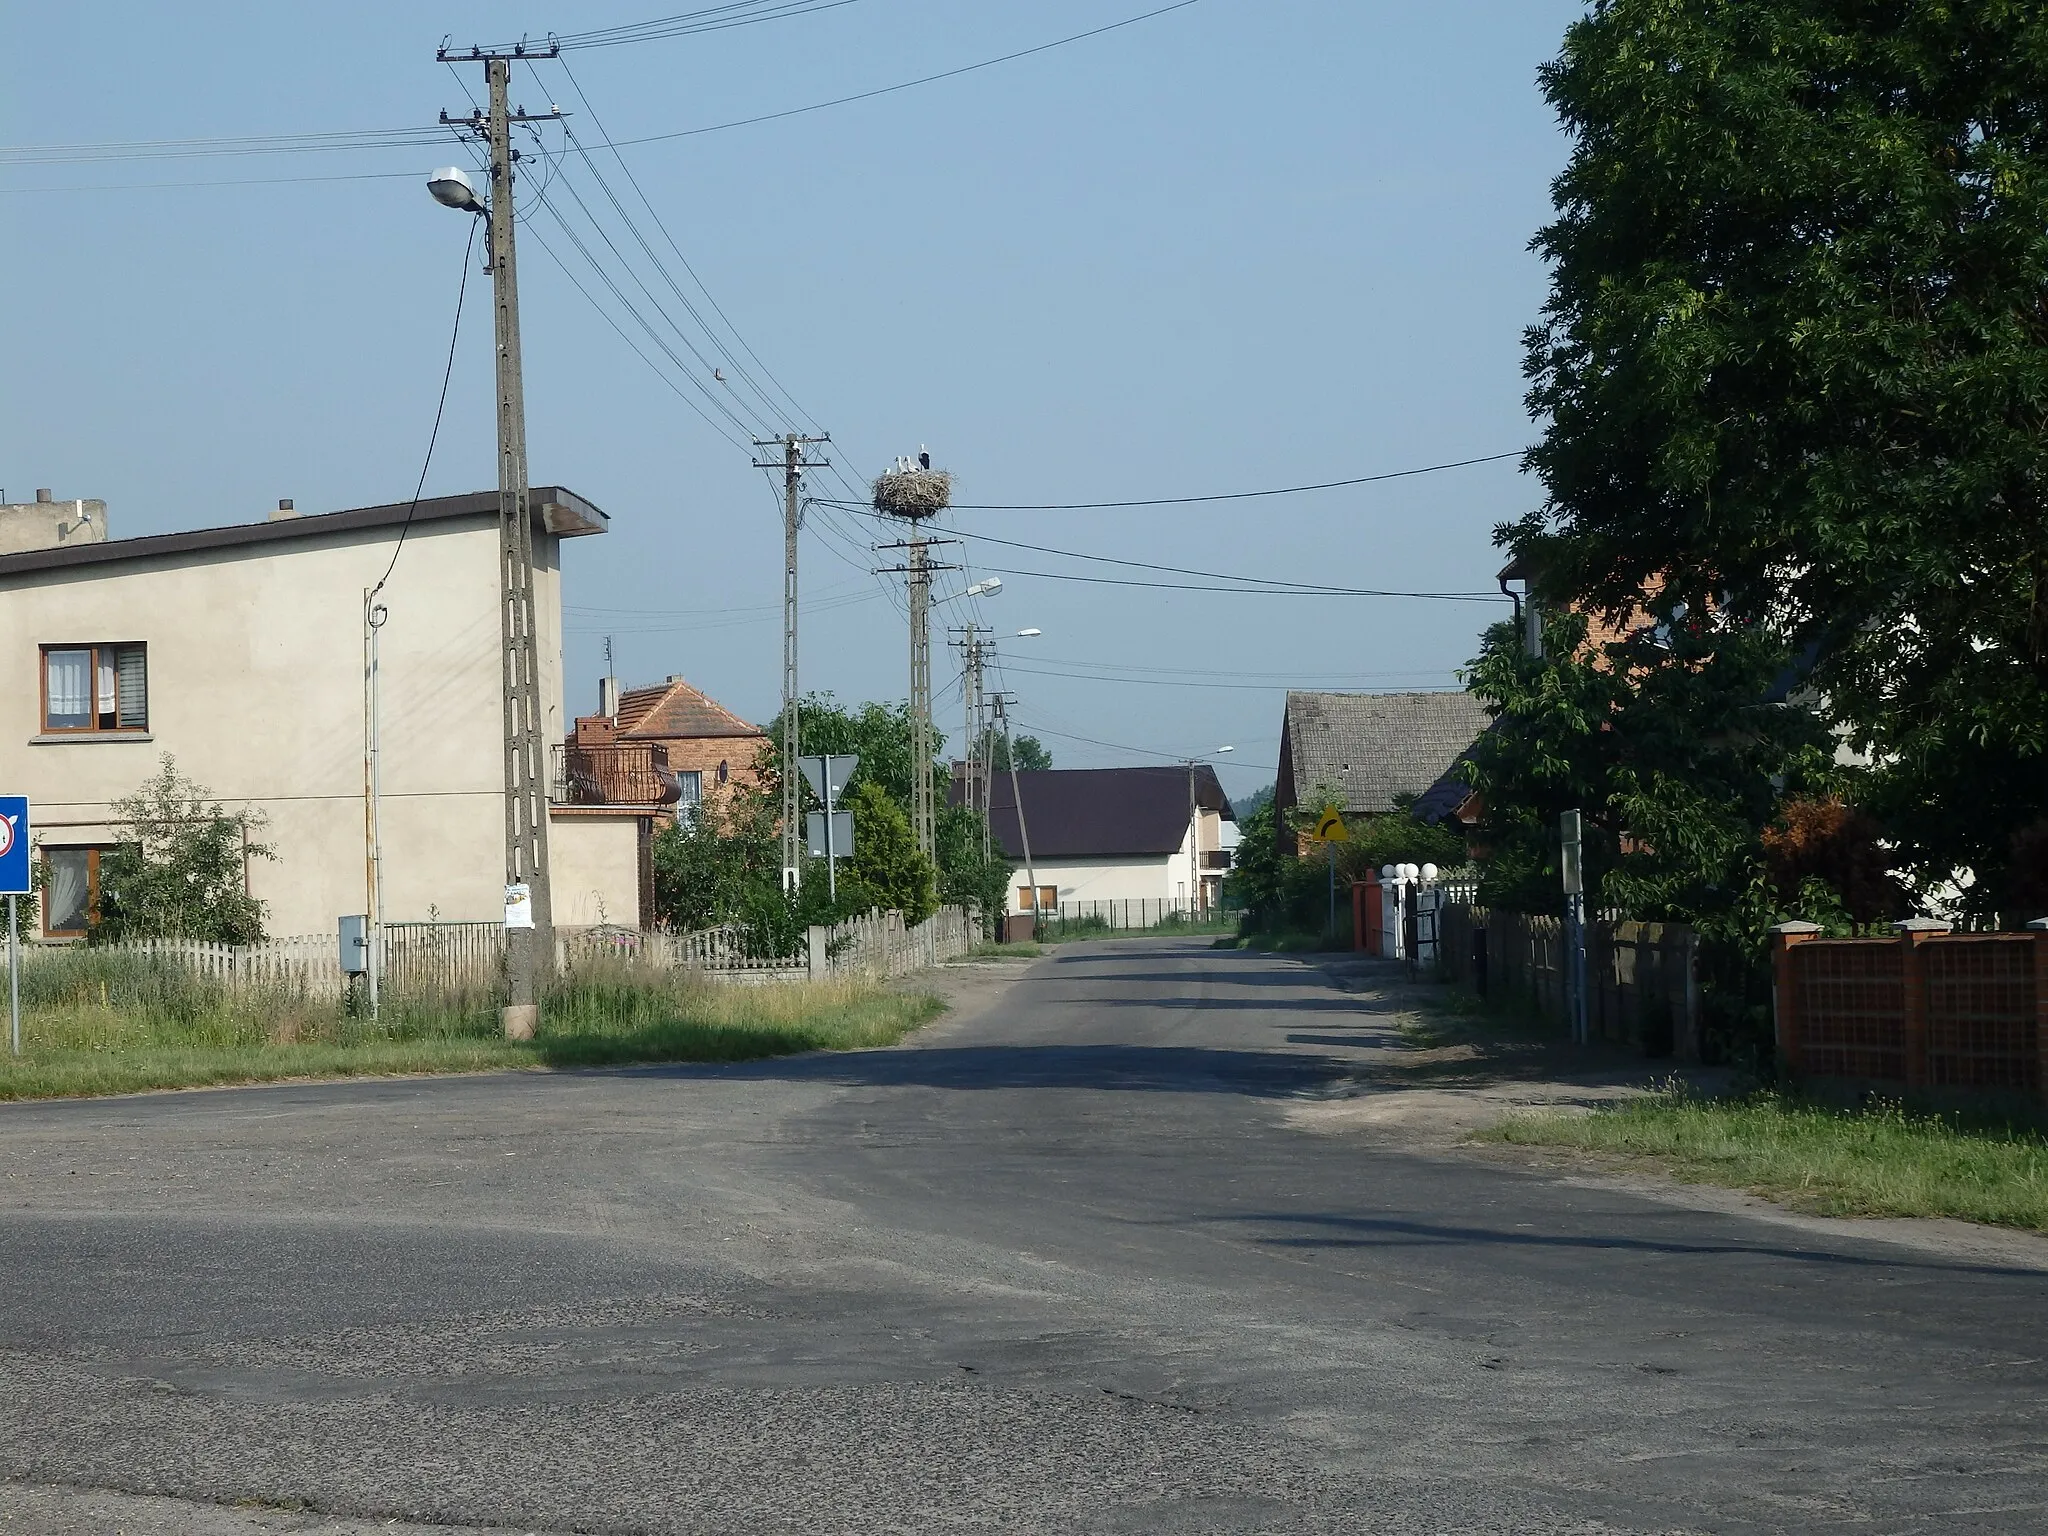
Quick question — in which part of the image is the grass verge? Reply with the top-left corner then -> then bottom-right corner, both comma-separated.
1486,1087 -> 2048,1234
965,941 -> 1042,959
0,951 -> 941,1102
1214,928 -> 1340,953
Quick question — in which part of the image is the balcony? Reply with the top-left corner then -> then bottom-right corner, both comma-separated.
550,742 -> 681,808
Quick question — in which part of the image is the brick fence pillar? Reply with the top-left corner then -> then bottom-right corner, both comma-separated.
1769,921 -> 1824,1075
1895,916 -> 1951,1091
2030,918 -> 2048,1108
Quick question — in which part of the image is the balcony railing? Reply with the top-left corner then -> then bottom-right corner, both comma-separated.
550,742 -> 681,808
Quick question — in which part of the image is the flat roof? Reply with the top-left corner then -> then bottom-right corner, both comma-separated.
0,486 -> 606,579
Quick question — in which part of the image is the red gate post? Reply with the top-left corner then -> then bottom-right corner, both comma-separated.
1895,916 -> 1950,1091
1362,876 -> 1384,957
1769,921 -> 1823,1076
2030,918 -> 2048,1108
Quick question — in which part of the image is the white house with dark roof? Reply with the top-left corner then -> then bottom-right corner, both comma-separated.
955,764 -> 1235,916
0,488 -> 649,938
1273,690 -> 1490,849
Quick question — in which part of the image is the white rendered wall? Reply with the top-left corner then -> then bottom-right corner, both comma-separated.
0,515 -> 577,936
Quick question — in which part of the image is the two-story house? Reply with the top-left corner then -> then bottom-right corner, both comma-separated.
0,487 -> 651,937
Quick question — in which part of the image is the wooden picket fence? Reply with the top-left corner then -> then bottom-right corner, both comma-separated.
16,906 -> 984,999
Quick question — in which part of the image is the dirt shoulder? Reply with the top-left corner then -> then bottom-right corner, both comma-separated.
1284,954 -> 2048,1272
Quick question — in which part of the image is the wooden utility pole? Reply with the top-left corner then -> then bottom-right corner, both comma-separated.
991,692 -> 1038,928
754,432 -> 829,891
438,45 -> 563,1037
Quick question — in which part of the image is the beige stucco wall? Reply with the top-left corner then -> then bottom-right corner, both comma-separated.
0,514 -> 578,936
548,813 -> 643,929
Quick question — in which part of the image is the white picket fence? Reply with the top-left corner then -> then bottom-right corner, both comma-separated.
16,906 -> 983,998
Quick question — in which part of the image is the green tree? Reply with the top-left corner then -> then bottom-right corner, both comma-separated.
1516,0 -> 2048,915
764,693 -> 926,809
844,781 -> 936,925
91,755 -> 274,945
979,728 -> 1052,773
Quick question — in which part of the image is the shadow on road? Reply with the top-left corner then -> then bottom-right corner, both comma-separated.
654,1044 -> 1356,1097
1203,1211 -> 2048,1278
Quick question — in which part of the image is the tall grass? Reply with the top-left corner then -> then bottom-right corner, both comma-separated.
0,949 -> 940,1102
1489,1087 -> 2048,1233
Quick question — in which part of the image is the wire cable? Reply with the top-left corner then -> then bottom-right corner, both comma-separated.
370,216 -> 478,601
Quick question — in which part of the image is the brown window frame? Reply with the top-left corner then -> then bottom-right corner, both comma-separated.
40,845 -> 113,939
39,642 -> 149,735
1018,884 -> 1057,913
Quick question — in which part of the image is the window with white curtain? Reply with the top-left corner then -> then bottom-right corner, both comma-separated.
675,770 -> 703,827
41,643 -> 147,733
42,847 -> 101,936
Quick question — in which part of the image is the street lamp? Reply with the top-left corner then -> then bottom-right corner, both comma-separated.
964,576 -> 1002,599
1015,627 -> 1042,638
427,165 -> 484,214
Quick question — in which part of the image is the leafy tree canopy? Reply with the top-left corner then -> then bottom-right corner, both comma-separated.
91,755 -> 274,945
1516,0 -> 2048,914
977,728 -> 1052,773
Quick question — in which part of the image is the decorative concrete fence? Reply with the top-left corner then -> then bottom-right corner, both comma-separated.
1435,903 -> 1701,1060
1771,918 -> 2048,1102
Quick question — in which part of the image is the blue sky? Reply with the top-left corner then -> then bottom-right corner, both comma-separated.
2,0 -> 1583,794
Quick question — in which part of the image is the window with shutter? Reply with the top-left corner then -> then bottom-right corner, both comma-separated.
40,643 -> 148,735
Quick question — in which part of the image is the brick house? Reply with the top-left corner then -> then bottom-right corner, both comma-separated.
566,675 -> 768,826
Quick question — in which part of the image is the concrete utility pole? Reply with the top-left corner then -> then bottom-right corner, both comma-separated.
949,624 -> 989,842
754,432 -> 829,892
438,45 -> 564,1038
876,538 -> 957,863
908,534 -> 934,859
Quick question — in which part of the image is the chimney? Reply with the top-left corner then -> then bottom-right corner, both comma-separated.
35,489 -> 52,503
269,498 -> 298,521
599,675 -> 620,720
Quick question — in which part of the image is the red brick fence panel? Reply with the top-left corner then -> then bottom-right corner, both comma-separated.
1925,937 -> 2039,1096
1794,939 -> 1906,1082
1773,921 -> 2048,1103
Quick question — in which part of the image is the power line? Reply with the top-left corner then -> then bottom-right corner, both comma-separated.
940,525 -> 1502,599
479,0 -> 860,53
997,661 -> 1462,694
551,57 -> 815,433
4,2 -> 1204,182
976,565 -> 1510,603
815,450 -> 1522,511
601,1 -> 1205,150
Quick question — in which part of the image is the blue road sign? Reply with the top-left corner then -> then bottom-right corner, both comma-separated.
0,797 -> 27,896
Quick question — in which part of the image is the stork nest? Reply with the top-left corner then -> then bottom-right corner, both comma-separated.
871,468 -> 953,520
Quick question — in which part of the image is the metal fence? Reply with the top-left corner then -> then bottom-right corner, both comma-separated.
1032,899 -> 1236,939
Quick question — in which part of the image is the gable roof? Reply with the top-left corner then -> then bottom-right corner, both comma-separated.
1279,690 -> 1490,818
957,765 -> 1232,861
0,487 -> 605,581
616,677 -> 765,741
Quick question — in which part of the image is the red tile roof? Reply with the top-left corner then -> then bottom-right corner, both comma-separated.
614,677 -> 765,742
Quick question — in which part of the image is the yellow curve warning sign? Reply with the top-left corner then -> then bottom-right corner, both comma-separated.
1314,805 -> 1349,843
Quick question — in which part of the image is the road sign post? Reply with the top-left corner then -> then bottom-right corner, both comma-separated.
798,754 -> 859,903
1311,804 -> 1348,943
0,797 -> 29,1057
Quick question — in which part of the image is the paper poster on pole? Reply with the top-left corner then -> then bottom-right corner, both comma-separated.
504,882 -> 534,930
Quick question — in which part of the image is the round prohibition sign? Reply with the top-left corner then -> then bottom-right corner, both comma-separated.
0,814 -> 14,861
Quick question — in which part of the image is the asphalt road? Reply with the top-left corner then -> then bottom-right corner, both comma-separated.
1,939 -> 2044,1534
